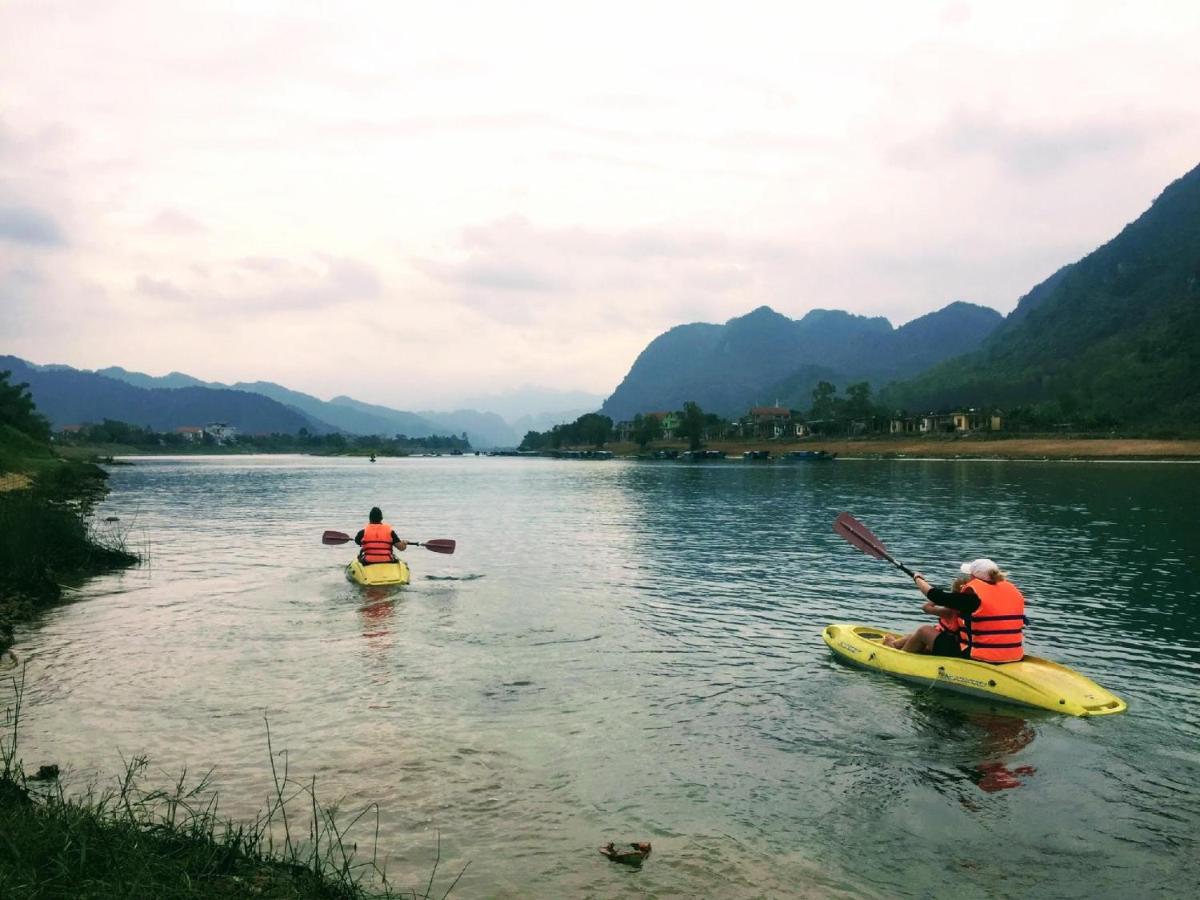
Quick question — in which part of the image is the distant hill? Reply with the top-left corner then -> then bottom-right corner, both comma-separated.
85,365 -> 517,447
0,356 -> 334,434
601,302 -> 1003,419
95,366 -> 208,390
883,162 -> 1200,425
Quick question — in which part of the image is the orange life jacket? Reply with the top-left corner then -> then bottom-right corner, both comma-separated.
960,578 -> 1025,663
360,522 -> 396,564
937,610 -> 962,636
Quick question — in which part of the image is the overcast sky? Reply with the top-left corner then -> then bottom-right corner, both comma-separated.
2,1 -> 1198,409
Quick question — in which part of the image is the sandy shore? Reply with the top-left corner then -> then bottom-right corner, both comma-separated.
0,473 -> 32,492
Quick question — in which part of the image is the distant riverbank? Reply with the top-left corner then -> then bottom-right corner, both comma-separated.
54,435 -> 1200,463
607,436 -> 1200,461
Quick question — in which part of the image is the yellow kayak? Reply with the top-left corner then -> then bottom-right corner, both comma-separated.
346,558 -> 410,586
823,623 -> 1126,717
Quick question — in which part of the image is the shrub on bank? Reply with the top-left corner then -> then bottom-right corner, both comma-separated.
0,461 -> 138,652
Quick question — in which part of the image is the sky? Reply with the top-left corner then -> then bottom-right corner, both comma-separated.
2,1 -> 1199,411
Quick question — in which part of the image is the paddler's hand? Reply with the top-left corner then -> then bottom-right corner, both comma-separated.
395,540 -> 408,551
913,573 -> 931,596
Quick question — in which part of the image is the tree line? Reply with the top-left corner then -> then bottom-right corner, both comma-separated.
519,382 -> 896,452
50,419 -> 472,453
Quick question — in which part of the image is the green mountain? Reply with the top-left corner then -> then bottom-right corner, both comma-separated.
883,162 -> 1200,425
600,302 -> 1003,420
0,356 -> 333,434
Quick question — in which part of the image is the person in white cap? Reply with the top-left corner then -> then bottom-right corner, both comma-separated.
886,558 -> 1027,663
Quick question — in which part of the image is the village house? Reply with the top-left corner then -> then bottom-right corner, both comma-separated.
648,411 -> 680,439
175,426 -> 204,442
745,406 -> 794,439
205,422 -> 238,444
890,410 -> 1003,434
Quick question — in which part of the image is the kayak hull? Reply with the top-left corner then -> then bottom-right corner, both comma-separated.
823,623 -> 1126,717
346,559 -> 410,586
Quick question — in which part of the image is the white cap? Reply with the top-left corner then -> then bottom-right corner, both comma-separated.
960,558 -> 1000,580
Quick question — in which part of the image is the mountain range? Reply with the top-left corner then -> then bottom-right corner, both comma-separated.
0,359 -> 533,447
7,162 -> 1196,439
601,161 -> 1200,427
600,302 -> 1004,420
881,161 -> 1200,424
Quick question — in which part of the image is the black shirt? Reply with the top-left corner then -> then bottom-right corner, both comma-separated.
927,586 -> 981,616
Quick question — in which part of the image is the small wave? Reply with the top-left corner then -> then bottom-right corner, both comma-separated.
424,573 -> 486,581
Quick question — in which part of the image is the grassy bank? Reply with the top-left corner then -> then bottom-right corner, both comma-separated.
1,674 -> 459,899
0,459 -> 138,654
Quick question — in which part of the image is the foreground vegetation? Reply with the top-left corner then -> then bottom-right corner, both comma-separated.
1,371 -> 466,896
1,372 -> 140,654
0,672 -> 462,899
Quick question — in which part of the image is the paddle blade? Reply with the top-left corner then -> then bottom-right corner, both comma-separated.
322,530 -> 352,545
833,512 -> 889,560
421,538 -> 456,554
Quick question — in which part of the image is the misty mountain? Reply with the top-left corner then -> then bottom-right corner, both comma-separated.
328,396 -> 517,448
883,161 -> 1200,424
458,386 -> 605,426
0,356 -> 334,434
95,366 -> 209,390
418,409 -> 519,448
600,302 -> 1003,420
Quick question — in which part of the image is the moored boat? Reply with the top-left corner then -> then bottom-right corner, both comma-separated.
822,623 -> 1126,716
787,449 -> 836,461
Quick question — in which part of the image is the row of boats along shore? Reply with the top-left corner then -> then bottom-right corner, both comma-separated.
495,448 -> 838,461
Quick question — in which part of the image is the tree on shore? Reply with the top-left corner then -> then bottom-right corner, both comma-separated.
679,401 -> 705,450
631,413 -> 662,449
0,370 -> 51,443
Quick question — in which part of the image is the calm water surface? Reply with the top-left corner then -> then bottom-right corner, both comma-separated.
9,455 -> 1200,898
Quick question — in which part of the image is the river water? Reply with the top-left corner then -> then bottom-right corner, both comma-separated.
8,455 -> 1200,898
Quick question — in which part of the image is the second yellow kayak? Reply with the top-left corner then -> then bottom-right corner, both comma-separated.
823,623 -> 1126,717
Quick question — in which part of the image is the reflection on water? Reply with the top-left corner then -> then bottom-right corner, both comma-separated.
9,455 -> 1200,898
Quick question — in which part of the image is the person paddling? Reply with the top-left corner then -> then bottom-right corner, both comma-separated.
883,575 -> 967,654
355,507 -> 407,564
887,558 -> 1026,662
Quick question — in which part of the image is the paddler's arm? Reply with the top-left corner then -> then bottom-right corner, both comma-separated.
390,530 -> 407,551
354,529 -> 365,546
913,574 -> 980,614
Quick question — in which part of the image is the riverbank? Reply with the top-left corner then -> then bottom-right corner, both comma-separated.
0,460 -> 138,654
607,435 -> 1200,461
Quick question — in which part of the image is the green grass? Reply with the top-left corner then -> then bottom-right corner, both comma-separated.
1,670 -> 466,899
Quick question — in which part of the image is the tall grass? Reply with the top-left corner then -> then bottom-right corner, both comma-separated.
1,668 -> 466,899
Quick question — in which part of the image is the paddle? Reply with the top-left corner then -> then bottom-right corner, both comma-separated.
832,512 -> 916,578
321,530 -> 456,554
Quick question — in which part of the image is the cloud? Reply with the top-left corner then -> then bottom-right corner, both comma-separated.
891,107 -> 1179,177
411,217 -> 782,327
134,254 -> 382,315
146,208 -> 208,236
136,275 -> 192,303
0,204 -> 66,245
